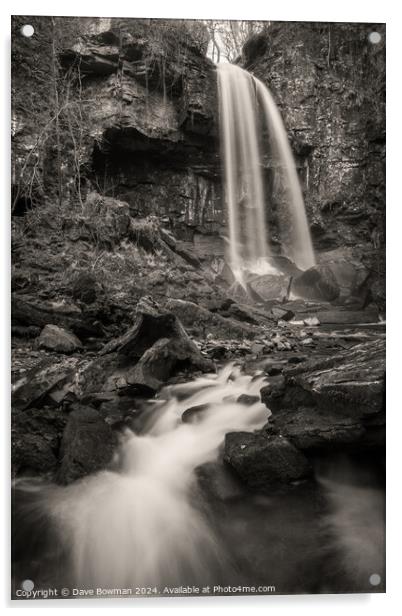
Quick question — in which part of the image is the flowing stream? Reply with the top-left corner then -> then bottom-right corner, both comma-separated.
13,365 -> 270,591
217,63 -> 315,283
13,363 -> 385,595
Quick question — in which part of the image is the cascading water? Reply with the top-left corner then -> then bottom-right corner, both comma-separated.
217,63 -> 315,283
13,364 -> 385,594
13,365 -> 270,591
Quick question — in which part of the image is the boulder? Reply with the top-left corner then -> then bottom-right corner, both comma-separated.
121,337 -> 212,392
249,273 -> 291,302
292,265 -> 340,302
224,432 -> 312,491
57,406 -> 116,484
260,338 -> 385,451
11,407 -> 68,477
12,357 -> 80,411
195,461 -> 247,501
182,403 -> 210,424
38,325 -> 83,353
271,306 -> 295,321
226,303 -> 259,325
268,407 -> 370,452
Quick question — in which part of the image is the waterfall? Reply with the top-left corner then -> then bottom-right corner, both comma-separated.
217,63 -> 315,282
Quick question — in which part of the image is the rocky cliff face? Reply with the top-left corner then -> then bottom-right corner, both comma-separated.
12,18 -> 385,270
243,22 -> 385,261
62,19 -> 224,246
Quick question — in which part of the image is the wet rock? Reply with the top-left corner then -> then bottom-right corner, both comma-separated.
97,395 -> 141,427
310,309 -> 378,325
267,255 -> 302,277
12,357 -> 80,411
237,394 -> 260,406
249,273 -> 291,302
38,325 -> 83,354
12,433 -> 58,476
57,406 -> 116,484
208,345 -> 229,360
317,250 -> 373,302
182,403 -> 210,424
12,294 -> 103,339
271,306 -> 295,321
121,337 -> 212,392
195,461 -> 247,501
11,407 -> 68,477
226,303 -> 259,325
264,365 -> 283,377
224,432 -> 312,491
261,338 -> 385,450
269,408 -> 370,452
174,241 -> 202,269
216,263 -> 236,286
292,265 -> 340,302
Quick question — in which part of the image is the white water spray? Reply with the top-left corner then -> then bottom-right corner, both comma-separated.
217,63 -> 315,282
30,364 -> 270,589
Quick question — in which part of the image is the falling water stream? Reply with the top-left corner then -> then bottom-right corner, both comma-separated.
218,64 -> 316,283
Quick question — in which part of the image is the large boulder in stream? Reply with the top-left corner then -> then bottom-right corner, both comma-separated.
249,273 -> 292,302
261,338 -> 385,452
292,265 -> 340,302
12,407 -> 68,477
57,406 -> 116,484
224,432 -> 312,491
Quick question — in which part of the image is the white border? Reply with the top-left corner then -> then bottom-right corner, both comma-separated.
1,0 -> 401,613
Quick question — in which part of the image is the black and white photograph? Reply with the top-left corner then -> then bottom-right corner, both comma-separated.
10,13 -> 386,601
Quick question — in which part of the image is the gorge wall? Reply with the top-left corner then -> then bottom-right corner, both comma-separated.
243,22 -> 385,261
12,18 -> 385,268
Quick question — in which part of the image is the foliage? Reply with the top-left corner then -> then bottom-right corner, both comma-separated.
204,20 -> 269,63
12,16 -> 92,211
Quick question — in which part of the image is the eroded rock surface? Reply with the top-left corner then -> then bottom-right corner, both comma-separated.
224,432 -> 312,491
261,338 -> 385,451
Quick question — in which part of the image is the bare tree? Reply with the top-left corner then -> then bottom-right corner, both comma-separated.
205,20 -> 268,63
